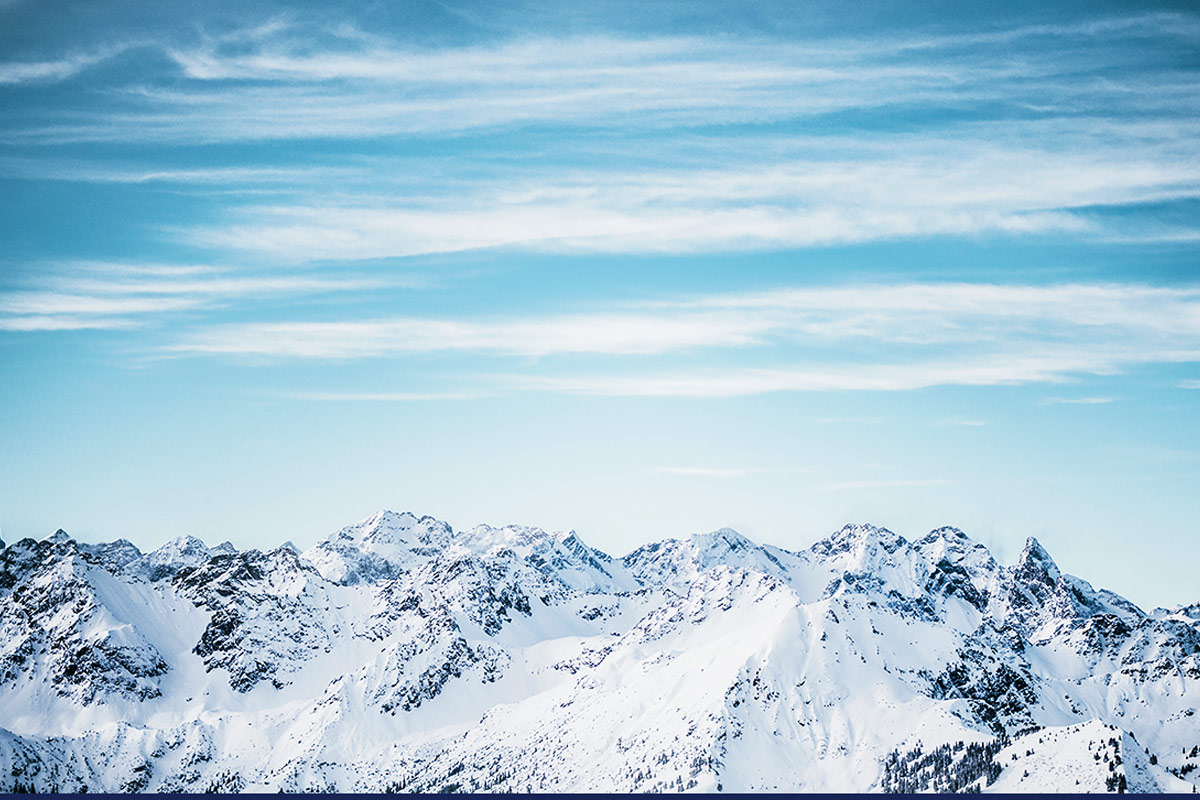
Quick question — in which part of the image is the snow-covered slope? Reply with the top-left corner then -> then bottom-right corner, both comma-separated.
0,511 -> 1196,793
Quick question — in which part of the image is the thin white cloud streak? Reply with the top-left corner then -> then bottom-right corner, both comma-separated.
168,311 -> 774,358
164,14 -> 1200,83
177,138 -> 1200,259
46,274 -> 387,297
14,119 -> 1200,256
653,467 -> 757,478
506,352 -> 1137,398
809,479 -> 954,492
165,282 -> 1200,397
0,314 -> 144,332
4,14 -> 1197,144
0,158 -> 355,186
1179,380 -> 1200,389
0,292 -> 203,317
0,262 -> 396,332
4,13 -> 1192,90
660,283 -> 1200,343
187,204 -> 1091,261
20,70 -> 1192,147
168,283 -> 1200,361
283,391 -> 489,402
0,47 -> 127,84
1038,396 -> 1115,405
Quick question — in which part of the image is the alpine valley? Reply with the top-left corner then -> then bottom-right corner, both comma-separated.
0,511 -> 1197,793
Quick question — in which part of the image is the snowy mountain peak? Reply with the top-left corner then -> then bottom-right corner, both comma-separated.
368,508 -> 417,525
43,529 -> 71,544
691,526 -> 753,551
302,509 -> 453,585
1015,536 -> 1062,586
811,521 -> 907,558
161,534 -> 209,554
360,509 -> 417,535
450,523 -> 634,594
917,525 -> 971,550
358,509 -> 451,547
123,534 -> 216,582
457,523 -> 551,552
914,526 -> 997,573
620,526 -> 799,593
79,538 -> 143,573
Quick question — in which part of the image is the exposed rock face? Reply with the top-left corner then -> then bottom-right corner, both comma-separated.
0,513 -> 1196,793
0,538 -> 169,704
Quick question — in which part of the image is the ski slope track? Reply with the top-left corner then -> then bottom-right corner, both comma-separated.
0,512 -> 1197,792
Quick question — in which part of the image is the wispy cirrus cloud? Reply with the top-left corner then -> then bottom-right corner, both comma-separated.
811,479 -> 950,491
507,351 -> 1145,398
182,198 -> 1092,261
4,13 -> 1196,144
6,12 -> 1196,90
170,282 -> 1200,359
164,282 -> 1200,397
0,157 -> 355,187
14,119 -> 1200,256
0,45 -> 131,84
1037,396 -> 1116,406
809,478 -> 954,492
653,283 -> 1200,345
170,127 -> 1200,259
5,13 -> 1198,255
0,262 -> 397,332
167,310 -> 774,358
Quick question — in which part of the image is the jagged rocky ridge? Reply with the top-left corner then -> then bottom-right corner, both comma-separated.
0,513 -> 1197,793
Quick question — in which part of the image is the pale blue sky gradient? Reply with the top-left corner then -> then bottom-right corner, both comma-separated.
1,0 -> 1198,608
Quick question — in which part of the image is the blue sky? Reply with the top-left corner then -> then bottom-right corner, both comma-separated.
1,0 -> 1198,608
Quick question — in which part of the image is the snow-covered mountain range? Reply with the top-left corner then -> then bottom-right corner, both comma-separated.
0,511 -> 1196,792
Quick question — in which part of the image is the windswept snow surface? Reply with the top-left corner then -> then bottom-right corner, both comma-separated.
0,512 -> 1197,793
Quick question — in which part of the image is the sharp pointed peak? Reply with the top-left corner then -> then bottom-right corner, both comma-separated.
1020,535 -> 1055,561
1015,535 -> 1061,582
44,528 -> 72,544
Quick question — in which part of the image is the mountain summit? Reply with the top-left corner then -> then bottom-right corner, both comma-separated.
0,511 -> 1196,793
